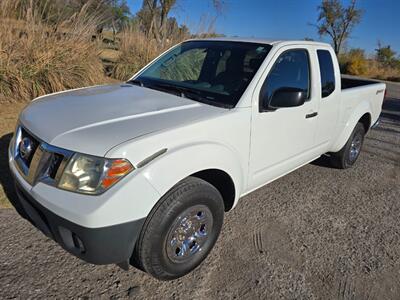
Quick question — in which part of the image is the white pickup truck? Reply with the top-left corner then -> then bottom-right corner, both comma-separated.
8,38 -> 385,280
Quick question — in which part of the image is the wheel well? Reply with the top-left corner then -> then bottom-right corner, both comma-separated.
191,169 -> 236,212
359,113 -> 371,133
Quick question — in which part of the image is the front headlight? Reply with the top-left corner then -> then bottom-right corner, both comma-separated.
58,153 -> 134,195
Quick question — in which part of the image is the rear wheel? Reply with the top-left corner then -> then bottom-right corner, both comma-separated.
330,122 -> 365,169
131,177 -> 224,280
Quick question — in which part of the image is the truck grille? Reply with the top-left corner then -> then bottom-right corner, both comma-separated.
13,126 -> 73,186
18,128 -> 40,167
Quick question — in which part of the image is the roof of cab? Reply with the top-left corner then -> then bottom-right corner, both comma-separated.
187,36 -> 331,48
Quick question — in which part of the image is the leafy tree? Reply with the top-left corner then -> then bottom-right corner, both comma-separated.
375,41 -> 397,67
314,0 -> 363,55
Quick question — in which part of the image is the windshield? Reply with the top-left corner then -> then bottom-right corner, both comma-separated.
133,40 -> 272,108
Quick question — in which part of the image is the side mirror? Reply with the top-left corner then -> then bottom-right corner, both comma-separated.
267,87 -> 307,110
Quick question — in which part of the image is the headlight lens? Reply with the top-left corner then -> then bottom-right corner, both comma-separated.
58,153 -> 134,194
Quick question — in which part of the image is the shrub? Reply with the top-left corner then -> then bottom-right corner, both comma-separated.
0,0 -> 109,102
340,48 -> 400,82
375,43 -> 400,69
339,48 -> 368,76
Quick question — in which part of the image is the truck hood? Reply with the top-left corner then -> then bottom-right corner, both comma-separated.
19,84 -> 224,156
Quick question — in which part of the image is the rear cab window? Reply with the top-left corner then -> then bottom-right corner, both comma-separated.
317,50 -> 335,98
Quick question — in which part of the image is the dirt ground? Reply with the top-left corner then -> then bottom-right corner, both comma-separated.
0,85 -> 399,299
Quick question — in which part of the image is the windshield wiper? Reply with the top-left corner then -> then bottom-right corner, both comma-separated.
147,82 -> 233,109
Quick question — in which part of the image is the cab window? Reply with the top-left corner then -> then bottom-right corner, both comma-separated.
260,49 -> 310,110
317,50 -> 335,98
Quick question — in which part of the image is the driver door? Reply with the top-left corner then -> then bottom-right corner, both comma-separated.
248,47 -> 319,191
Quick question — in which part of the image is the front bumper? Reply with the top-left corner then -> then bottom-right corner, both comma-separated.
11,180 -> 145,265
8,129 -> 160,265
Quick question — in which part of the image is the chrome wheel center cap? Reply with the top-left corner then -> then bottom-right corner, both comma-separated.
349,133 -> 362,162
166,205 -> 213,263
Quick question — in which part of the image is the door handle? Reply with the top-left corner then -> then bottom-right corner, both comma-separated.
305,112 -> 318,119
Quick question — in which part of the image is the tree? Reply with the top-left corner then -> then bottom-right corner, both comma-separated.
137,0 -> 226,43
375,41 -> 397,67
108,0 -> 131,34
314,0 -> 363,55
159,0 -> 176,39
142,0 -> 160,40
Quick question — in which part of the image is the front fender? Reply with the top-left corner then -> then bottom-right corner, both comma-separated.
139,142 -> 245,208
331,101 -> 371,152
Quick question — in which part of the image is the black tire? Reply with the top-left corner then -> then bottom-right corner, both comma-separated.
131,176 -> 224,281
330,122 -> 365,169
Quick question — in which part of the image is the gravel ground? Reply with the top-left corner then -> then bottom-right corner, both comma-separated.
0,86 -> 399,299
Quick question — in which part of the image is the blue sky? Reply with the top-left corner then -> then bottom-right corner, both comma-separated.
127,0 -> 400,55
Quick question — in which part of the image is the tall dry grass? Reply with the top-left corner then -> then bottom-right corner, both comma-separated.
0,0 -> 109,102
364,60 -> 400,82
0,0 -> 223,102
111,27 -> 161,81
111,26 -> 189,81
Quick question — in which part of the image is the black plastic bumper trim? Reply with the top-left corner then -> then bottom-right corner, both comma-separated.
12,179 -> 145,265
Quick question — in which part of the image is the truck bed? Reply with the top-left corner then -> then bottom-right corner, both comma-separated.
341,76 -> 379,90
339,76 -> 385,132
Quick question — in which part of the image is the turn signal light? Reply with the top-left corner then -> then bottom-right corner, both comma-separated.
102,159 -> 134,189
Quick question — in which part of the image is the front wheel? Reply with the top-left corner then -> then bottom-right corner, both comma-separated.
131,177 -> 224,280
330,122 -> 365,169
